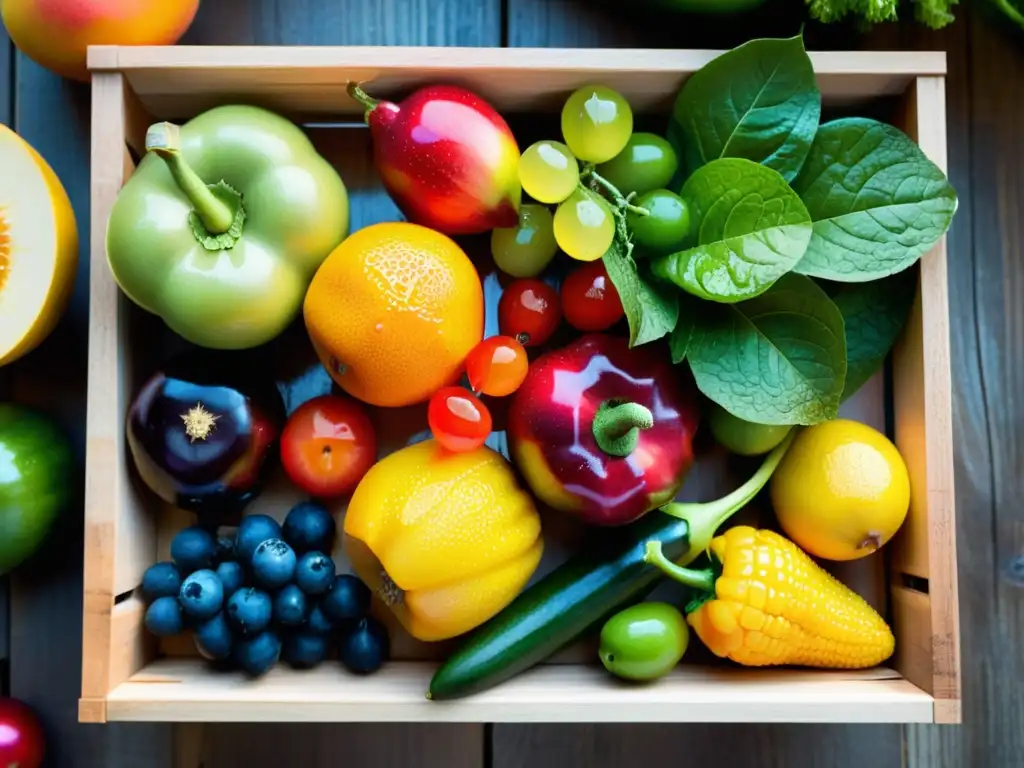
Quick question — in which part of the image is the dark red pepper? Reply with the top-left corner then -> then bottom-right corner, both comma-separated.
507,334 -> 700,527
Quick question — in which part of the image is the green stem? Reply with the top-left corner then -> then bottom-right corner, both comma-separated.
145,123 -> 234,235
587,170 -> 649,217
659,429 -> 797,557
347,82 -> 379,121
592,400 -> 654,457
643,542 -> 716,592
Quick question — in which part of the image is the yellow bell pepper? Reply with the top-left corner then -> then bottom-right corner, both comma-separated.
645,526 -> 894,668
343,439 -> 543,642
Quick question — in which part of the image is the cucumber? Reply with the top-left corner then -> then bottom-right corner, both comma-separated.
428,512 -> 690,700
428,432 -> 795,700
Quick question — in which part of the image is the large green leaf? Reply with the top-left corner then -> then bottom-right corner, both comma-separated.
824,268 -> 918,400
791,118 -> 958,282
687,273 -> 846,425
668,35 -> 821,182
602,238 -> 678,348
651,158 -> 812,303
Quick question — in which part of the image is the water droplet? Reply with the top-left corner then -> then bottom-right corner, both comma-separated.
375,323 -> 384,332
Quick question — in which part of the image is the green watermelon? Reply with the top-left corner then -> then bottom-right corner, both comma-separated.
0,403 -> 73,574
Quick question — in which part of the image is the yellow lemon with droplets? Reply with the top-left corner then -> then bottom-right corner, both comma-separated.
304,221 -> 484,408
770,419 -> 910,561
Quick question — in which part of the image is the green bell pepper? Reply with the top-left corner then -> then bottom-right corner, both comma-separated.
106,105 -> 349,350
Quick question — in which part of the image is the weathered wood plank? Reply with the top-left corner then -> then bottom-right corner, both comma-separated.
906,4 -> 1024,765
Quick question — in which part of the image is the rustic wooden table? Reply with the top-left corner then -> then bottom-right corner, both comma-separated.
1,0 -> 1019,765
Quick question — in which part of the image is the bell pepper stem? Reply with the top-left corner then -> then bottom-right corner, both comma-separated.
347,82 -> 380,121
659,429 -> 797,556
145,122 -> 235,235
592,400 -> 654,457
643,542 -> 716,592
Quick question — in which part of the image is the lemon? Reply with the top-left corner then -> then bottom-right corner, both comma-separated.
770,419 -> 910,561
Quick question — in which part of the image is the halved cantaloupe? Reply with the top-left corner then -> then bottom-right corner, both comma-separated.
0,124 -> 78,367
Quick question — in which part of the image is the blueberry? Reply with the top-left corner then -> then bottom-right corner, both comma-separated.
321,574 -> 371,622
339,616 -> 389,675
194,612 -> 234,660
235,514 -> 283,565
252,539 -> 297,589
226,587 -> 272,636
273,584 -> 308,627
215,536 -> 236,563
144,596 -> 185,637
295,552 -> 336,596
282,501 -> 336,554
216,560 -> 245,597
235,630 -> 282,677
306,601 -> 335,636
282,631 -> 329,669
170,526 -> 217,573
141,561 -> 181,601
179,569 -> 224,620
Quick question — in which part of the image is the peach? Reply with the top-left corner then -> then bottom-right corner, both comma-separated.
1,0 -> 199,81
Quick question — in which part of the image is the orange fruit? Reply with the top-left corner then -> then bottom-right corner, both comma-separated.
304,222 -> 484,408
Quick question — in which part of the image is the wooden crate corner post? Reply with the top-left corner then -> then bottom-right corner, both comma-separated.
80,53 -> 159,724
891,70 -> 963,725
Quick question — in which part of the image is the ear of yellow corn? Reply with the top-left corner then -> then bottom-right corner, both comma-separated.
644,526 -> 895,669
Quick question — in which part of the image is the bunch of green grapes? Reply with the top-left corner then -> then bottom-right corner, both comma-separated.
491,85 -> 691,276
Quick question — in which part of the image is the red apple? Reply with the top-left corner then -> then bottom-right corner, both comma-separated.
0,698 -> 45,768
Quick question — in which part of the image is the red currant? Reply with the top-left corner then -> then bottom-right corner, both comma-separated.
498,279 -> 561,347
428,386 -> 493,453
561,261 -> 624,332
466,336 -> 529,397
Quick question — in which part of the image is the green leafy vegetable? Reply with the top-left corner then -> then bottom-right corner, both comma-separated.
651,158 -> 813,303
687,273 -> 847,425
668,35 -> 821,183
669,295 -> 698,364
791,118 -> 958,282
805,0 -> 957,30
602,233 -> 679,348
823,268 -> 917,400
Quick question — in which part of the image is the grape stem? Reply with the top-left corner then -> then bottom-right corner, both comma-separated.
581,167 -> 650,218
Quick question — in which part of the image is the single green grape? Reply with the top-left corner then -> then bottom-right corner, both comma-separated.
561,85 -> 634,164
490,204 -> 559,278
597,132 -> 679,197
554,188 -> 615,262
708,403 -> 793,457
518,141 -> 579,204
599,602 -> 689,682
627,189 -> 691,254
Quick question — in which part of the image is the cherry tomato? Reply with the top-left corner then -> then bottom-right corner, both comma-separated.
561,261 -> 624,332
466,336 -> 529,397
281,395 -> 377,497
498,279 -> 561,347
428,387 -> 492,452
0,698 -> 45,768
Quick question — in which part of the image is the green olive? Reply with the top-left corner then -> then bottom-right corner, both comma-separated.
709,403 -> 793,457
598,602 -> 689,682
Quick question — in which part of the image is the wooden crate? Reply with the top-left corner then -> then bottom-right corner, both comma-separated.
80,46 -> 960,725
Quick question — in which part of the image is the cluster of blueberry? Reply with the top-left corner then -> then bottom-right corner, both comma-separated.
141,501 -> 389,677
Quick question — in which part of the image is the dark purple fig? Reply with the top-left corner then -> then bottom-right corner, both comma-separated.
126,350 -> 285,524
